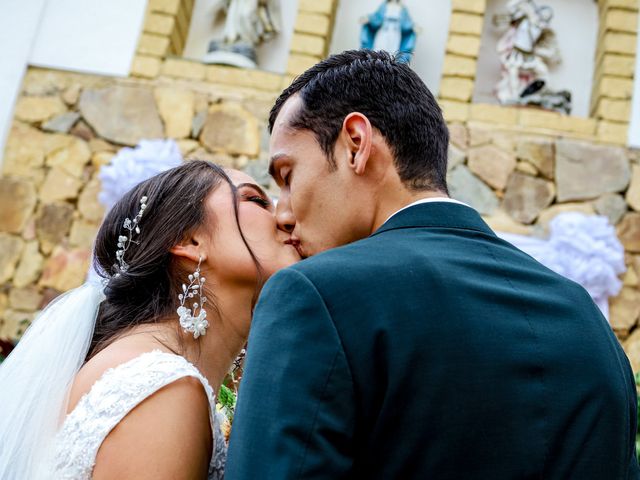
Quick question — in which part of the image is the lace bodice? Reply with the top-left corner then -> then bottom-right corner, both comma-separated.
52,351 -> 226,479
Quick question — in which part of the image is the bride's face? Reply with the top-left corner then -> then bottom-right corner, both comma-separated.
201,169 -> 301,286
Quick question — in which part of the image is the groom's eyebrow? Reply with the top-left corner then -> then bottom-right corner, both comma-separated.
268,153 -> 288,178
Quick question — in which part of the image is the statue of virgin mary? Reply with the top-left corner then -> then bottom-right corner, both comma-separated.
361,0 -> 417,63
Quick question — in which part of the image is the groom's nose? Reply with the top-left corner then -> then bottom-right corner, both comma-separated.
276,193 -> 296,234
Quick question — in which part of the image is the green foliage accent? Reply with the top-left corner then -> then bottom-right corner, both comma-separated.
219,384 -> 236,410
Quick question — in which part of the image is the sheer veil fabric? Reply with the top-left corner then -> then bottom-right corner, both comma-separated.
0,282 -> 105,479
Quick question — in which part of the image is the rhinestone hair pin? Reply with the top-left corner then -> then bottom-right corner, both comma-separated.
114,195 -> 148,276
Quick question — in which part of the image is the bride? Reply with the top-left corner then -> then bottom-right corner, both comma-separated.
0,160 -> 301,479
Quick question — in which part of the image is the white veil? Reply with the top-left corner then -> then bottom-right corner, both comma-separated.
0,139 -> 181,478
0,281 -> 105,479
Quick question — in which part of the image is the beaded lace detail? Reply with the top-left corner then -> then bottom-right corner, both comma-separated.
52,350 -> 226,479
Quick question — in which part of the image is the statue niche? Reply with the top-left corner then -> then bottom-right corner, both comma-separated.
203,0 -> 281,69
493,0 -> 571,114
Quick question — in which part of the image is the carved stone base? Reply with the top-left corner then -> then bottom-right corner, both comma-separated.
203,41 -> 257,69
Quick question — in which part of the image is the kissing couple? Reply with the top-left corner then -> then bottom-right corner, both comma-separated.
1,50 -> 638,479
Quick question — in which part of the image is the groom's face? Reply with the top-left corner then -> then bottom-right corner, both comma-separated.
269,96 -> 372,258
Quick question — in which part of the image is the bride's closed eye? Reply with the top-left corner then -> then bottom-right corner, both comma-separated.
246,195 -> 271,208
237,183 -> 273,211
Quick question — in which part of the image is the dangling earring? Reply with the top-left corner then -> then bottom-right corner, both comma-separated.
177,256 -> 209,339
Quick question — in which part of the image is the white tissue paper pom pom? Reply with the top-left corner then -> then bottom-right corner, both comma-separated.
98,139 -> 183,211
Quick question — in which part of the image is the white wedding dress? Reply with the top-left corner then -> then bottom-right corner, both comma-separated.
51,350 -> 227,479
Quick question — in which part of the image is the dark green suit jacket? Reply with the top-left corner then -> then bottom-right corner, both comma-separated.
226,203 -> 639,479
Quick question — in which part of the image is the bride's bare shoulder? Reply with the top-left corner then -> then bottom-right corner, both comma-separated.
67,338 -> 169,412
68,339 -> 213,479
92,374 -> 212,479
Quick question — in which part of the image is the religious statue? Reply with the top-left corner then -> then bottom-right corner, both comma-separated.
493,0 -> 571,114
203,0 -> 281,69
360,0 -> 417,64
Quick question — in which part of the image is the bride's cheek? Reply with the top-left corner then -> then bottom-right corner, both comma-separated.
240,215 -> 272,243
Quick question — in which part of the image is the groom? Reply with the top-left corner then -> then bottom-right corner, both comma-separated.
226,50 -> 639,478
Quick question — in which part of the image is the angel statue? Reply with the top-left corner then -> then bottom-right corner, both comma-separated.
360,0 -> 417,64
203,0 -> 281,69
493,0 -> 571,114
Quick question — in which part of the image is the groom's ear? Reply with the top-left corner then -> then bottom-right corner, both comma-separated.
342,112 -> 372,176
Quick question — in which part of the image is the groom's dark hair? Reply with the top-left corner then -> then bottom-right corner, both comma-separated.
269,49 -> 449,193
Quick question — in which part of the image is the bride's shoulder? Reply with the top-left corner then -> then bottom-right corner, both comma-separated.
92,370 -> 212,479
67,341 -> 161,412
66,342 -> 213,478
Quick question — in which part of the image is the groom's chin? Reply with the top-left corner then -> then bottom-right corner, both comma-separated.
300,243 -> 333,259
297,245 -> 310,259
294,242 -> 314,259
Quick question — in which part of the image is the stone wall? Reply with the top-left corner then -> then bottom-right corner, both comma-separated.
0,0 -> 342,353
0,67 -> 281,341
446,122 -> 640,370
0,0 -> 639,370
1,66 -> 639,368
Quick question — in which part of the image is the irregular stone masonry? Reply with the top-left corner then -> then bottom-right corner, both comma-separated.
0,0 -> 639,371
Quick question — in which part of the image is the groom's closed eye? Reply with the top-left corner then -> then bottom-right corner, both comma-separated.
278,167 -> 291,187
268,154 -> 292,187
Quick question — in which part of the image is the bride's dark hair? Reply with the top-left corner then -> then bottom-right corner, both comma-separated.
88,160 -> 262,359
